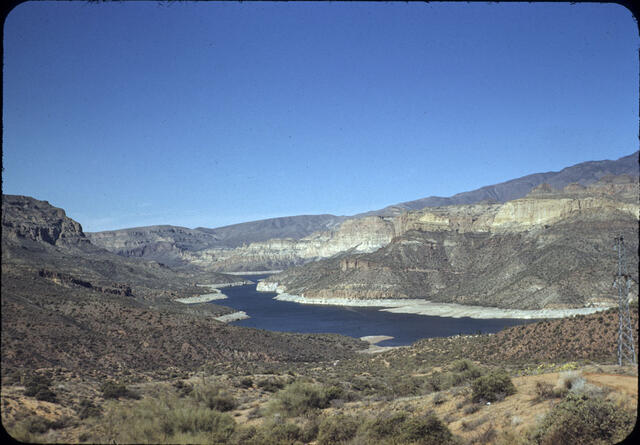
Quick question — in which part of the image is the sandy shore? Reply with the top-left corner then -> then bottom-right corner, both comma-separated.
221,271 -> 282,276
196,281 -> 253,289
177,281 -> 252,304
358,335 -> 401,354
271,293 -> 612,319
214,311 -> 249,322
175,291 -> 227,304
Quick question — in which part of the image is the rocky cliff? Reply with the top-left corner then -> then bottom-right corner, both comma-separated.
260,176 -> 639,310
2,195 -> 89,247
87,152 -> 638,272
182,215 -> 398,272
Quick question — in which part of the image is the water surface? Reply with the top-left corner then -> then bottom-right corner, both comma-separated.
218,275 -> 535,346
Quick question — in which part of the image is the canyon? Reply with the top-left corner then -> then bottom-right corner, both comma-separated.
260,175 -> 639,311
87,152 -> 639,273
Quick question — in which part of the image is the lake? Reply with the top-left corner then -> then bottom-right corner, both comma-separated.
218,275 -> 535,346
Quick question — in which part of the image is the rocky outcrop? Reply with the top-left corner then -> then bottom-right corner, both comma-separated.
2,195 -> 89,246
38,269 -> 134,297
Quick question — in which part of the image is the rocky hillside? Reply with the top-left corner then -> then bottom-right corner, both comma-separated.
1,195 -> 364,379
86,214 -> 346,268
1,195 -> 239,290
261,176 -> 639,310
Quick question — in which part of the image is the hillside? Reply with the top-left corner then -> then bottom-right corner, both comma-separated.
261,176 -> 639,310
86,214 -> 346,268
1,195 -> 366,380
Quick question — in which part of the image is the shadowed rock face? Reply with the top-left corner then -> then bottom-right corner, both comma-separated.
2,195 -> 89,246
262,177 -> 639,311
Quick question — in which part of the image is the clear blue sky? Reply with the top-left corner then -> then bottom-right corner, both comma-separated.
3,1 -> 638,232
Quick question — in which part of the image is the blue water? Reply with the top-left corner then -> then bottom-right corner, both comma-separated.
218,275 -> 535,347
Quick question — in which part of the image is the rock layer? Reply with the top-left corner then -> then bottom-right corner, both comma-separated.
261,177 -> 639,311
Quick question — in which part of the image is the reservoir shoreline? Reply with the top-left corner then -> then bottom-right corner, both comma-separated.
259,285 -> 612,320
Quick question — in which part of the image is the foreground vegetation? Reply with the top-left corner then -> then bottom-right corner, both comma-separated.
2,308 -> 637,444
3,355 -> 636,444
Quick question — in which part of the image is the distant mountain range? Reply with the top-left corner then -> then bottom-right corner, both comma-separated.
360,151 -> 639,216
86,151 -> 638,270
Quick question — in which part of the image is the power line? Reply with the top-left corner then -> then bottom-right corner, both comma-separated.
614,235 -> 636,366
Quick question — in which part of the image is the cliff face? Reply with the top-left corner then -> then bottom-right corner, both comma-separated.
261,177 -> 639,310
2,195 -> 89,247
180,216 -> 397,272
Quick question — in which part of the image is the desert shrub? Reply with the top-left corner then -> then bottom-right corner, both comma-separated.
397,413 -> 455,444
366,411 -> 409,439
388,374 -> 424,397
532,393 -> 635,445
426,372 -> 447,392
317,414 -> 359,444
238,377 -> 254,388
359,411 -> 455,444
77,399 -> 102,419
272,382 -> 343,416
247,419 -> 304,445
192,383 -> 238,412
100,381 -> 140,400
169,405 -> 235,436
172,379 -> 193,397
99,393 -> 236,443
555,371 -> 584,393
24,374 -> 57,402
471,371 -> 516,403
449,360 -> 484,383
23,416 -> 52,434
464,403 -> 482,415
432,392 -> 447,405
533,381 -> 560,402
257,378 -> 286,392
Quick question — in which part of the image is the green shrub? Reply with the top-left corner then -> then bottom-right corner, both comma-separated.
471,371 -> 516,403
192,384 -> 238,412
257,378 -> 285,392
100,381 -> 140,400
360,411 -> 456,444
247,419 -> 303,445
317,414 -> 359,444
388,374 -> 424,397
99,392 -> 236,443
397,413 -> 455,444
533,393 -> 635,445
272,382 -> 343,416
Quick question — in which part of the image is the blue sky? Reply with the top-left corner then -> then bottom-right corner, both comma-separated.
3,1 -> 638,231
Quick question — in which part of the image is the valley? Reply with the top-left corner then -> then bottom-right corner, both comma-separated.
2,152 -> 638,444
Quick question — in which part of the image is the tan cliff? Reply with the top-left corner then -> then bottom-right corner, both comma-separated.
258,178 -> 639,311
184,181 -> 638,272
